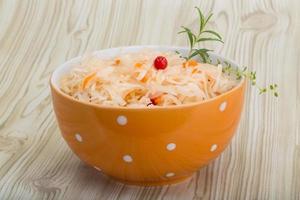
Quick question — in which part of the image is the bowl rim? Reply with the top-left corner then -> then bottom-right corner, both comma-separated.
50,45 -> 245,110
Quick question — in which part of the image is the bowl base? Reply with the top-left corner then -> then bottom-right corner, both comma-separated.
110,174 -> 193,186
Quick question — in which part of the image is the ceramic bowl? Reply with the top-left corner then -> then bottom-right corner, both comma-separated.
50,46 -> 245,186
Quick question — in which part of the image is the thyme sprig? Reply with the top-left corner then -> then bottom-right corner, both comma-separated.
222,63 -> 279,97
178,7 -> 278,97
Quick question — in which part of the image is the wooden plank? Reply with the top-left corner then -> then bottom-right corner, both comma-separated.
0,0 -> 299,199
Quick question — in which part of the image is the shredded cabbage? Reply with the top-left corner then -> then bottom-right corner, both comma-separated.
60,50 -> 239,107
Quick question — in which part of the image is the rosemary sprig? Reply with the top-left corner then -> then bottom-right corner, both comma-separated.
178,7 -> 223,62
178,7 -> 279,97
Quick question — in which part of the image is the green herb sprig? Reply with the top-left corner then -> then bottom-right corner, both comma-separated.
222,62 -> 279,97
178,7 -> 223,62
178,7 -> 279,97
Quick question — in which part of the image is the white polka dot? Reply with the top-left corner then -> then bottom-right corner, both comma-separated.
75,133 -> 82,142
210,144 -> 218,152
166,143 -> 176,151
165,172 -> 175,178
219,101 -> 227,112
94,166 -> 102,171
117,115 -> 127,126
123,155 -> 133,163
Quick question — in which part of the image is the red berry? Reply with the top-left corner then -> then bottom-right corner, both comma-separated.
150,98 -> 157,105
154,56 -> 168,70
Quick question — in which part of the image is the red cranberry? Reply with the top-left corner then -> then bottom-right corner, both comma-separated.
154,56 -> 168,70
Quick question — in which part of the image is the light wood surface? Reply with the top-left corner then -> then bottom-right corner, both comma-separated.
0,0 -> 299,199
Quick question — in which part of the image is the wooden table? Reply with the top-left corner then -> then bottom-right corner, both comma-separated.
0,0 -> 299,199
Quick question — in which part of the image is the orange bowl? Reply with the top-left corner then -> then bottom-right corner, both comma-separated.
50,46 -> 245,186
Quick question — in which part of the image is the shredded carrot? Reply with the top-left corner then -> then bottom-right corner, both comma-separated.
114,59 -> 121,65
134,62 -> 143,68
140,71 -> 151,83
140,76 -> 148,83
124,90 -> 135,101
182,60 -> 198,68
82,72 -> 96,89
192,68 -> 198,74
187,60 -> 198,67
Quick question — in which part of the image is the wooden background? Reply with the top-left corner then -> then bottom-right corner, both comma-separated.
0,0 -> 299,199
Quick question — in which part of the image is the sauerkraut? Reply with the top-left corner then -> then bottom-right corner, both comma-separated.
60,50 -> 239,107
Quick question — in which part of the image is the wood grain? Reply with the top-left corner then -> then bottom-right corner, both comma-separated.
0,0 -> 299,199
